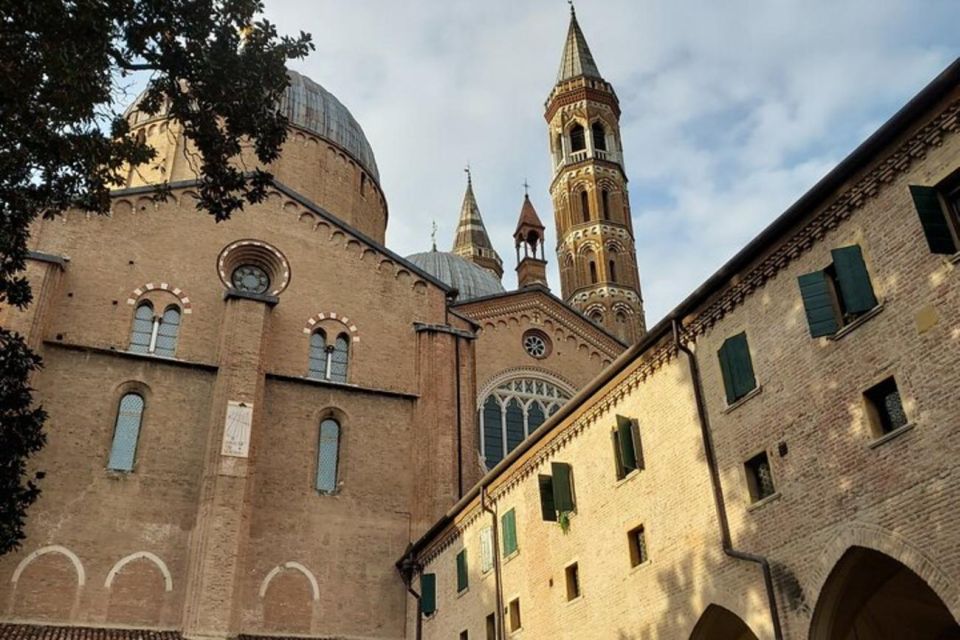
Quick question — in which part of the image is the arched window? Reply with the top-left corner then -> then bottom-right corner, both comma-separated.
590,310 -> 603,324
570,124 -> 586,152
590,261 -> 598,284
592,122 -> 607,151
360,173 -> 366,196
601,189 -> 610,220
609,259 -> 617,282
129,302 -> 181,357
479,378 -> 572,469
580,190 -> 590,223
316,418 -> 341,493
108,393 -> 145,471
308,331 -> 350,383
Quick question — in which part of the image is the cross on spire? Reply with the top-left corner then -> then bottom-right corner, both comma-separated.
431,221 -> 437,252
523,179 -> 530,197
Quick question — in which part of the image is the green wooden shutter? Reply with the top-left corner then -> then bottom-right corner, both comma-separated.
798,271 -> 839,337
538,475 -> 557,521
719,333 -> 756,402
552,462 -> 575,512
611,430 -> 624,479
631,420 -> 644,470
910,185 -> 957,255
831,245 -> 877,314
456,549 -> 468,592
616,416 -> 637,472
501,509 -> 517,555
420,573 -> 436,615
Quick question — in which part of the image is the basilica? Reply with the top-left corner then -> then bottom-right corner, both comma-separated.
2,6 -> 960,640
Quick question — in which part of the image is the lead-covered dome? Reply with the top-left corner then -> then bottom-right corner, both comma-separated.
406,251 -> 505,302
124,69 -> 379,183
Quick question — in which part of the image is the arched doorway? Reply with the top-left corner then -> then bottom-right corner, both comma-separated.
810,546 -> 960,640
690,604 -> 759,640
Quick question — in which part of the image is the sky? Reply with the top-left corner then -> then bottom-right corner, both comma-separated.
259,0 -> 958,325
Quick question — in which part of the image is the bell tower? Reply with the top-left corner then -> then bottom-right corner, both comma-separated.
546,6 -> 645,343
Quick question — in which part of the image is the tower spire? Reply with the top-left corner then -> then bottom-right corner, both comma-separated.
556,2 -> 601,82
452,170 -> 504,280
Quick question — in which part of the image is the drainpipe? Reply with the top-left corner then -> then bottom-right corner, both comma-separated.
455,333 -> 464,497
397,549 -> 423,640
672,319 -> 784,640
481,486 -> 506,640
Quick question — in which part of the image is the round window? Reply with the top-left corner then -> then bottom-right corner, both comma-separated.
523,330 -> 551,359
231,264 -> 270,294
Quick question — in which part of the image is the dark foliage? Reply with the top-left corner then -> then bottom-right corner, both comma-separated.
0,0 -> 312,555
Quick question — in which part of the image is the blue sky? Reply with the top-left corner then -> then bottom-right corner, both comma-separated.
260,0 -> 958,324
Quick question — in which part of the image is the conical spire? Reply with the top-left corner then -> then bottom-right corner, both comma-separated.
514,190 -> 548,290
557,5 -> 601,82
452,169 -> 503,279
514,194 -> 545,239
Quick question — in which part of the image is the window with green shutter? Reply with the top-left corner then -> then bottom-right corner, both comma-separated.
538,474 -> 557,521
798,244 -> 878,338
420,572 -> 436,616
551,462 -> 576,513
501,508 -> 518,556
456,549 -> 468,593
910,184 -> 959,255
613,416 -> 642,479
717,332 -> 757,405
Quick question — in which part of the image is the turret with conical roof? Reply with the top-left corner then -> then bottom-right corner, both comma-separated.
514,190 -> 548,290
452,170 -> 503,280
545,5 -> 646,344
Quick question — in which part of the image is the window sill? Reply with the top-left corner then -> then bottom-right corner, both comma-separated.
457,587 -> 470,599
503,549 -> 520,565
223,288 -> 279,305
723,385 -> 763,414
614,468 -> 642,488
747,491 -> 782,513
828,303 -> 884,341
629,559 -> 652,575
565,595 -> 584,606
949,252 -> 960,265
868,422 -> 915,449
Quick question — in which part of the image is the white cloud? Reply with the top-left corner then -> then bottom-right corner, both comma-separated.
261,0 -> 957,324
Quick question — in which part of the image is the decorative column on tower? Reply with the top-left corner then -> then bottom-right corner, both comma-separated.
545,6 -> 646,344
514,189 -> 549,290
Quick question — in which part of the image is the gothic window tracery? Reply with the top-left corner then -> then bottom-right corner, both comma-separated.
479,377 -> 572,469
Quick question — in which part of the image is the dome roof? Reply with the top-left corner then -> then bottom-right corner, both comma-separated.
124,69 -> 380,183
406,251 -> 505,302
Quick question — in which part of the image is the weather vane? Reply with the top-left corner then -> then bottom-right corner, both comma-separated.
431,221 -> 438,251
464,163 -> 471,184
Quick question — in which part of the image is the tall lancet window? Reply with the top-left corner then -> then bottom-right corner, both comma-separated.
570,124 -> 586,152
592,122 -> 607,151
580,191 -> 590,223
108,393 -> 145,472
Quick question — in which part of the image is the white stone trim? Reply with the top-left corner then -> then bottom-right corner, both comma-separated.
258,561 -> 320,601
11,545 -> 86,586
104,551 -> 173,592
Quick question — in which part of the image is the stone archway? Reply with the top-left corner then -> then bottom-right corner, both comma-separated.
810,546 -> 960,640
690,604 -> 759,640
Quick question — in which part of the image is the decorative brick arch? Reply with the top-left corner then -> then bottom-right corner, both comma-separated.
302,311 -> 360,343
127,282 -> 192,314
258,561 -> 320,601
104,551 -> 173,592
11,545 -> 86,586
808,522 -> 960,622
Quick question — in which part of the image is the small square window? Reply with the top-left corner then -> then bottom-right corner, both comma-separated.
864,377 -> 908,436
486,613 -> 496,640
565,562 -> 580,601
627,525 -> 648,567
745,452 -> 776,503
508,598 -> 522,632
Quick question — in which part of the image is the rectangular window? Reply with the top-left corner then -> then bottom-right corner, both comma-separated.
745,452 -> 776,503
717,332 -> 758,405
910,178 -> 960,255
613,416 -> 643,479
501,509 -> 518,556
479,527 -> 494,573
538,474 -> 557,521
420,573 -> 436,616
486,613 -> 496,640
628,525 -> 648,567
460,631 -> 468,640
565,562 -> 581,601
551,462 -> 576,514
864,377 -> 908,436
798,245 -> 878,338
456,548 -> 468,593
508,598 -> 522,632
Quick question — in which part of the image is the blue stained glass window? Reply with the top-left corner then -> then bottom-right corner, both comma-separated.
527,402 -> 546,434
505,399 -> 524,453
108,393 -> 145,471
129,303 -> 153,353
483,396 -> 504,468
154,306 -> 181,357
330,334 -> 349,382
316,419 -> 340,493
308,331 -> 327,379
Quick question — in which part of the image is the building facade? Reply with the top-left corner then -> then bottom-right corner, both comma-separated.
406,57 -> 960,639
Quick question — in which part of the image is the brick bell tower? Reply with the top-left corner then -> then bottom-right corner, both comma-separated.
546,6 -> 646,344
